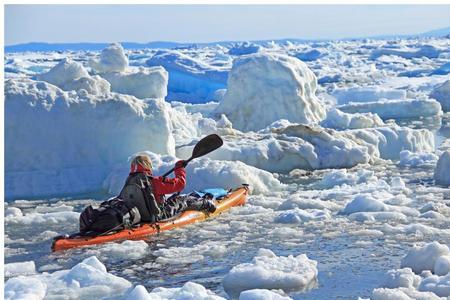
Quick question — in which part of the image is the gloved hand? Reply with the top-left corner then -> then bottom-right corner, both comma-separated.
175,160 -> 187,168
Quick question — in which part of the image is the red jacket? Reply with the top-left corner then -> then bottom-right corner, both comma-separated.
130,161 -> 186,203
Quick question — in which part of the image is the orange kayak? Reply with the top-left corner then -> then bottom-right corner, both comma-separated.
52,185 -> 249,251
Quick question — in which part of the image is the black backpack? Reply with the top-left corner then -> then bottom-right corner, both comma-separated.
119,173 -> 161,223
79,198 -> 141,235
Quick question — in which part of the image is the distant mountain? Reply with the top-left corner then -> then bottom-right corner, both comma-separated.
4,41 -> 191,53
5,26 -> 450,53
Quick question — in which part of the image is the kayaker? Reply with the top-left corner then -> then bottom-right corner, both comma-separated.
120,154 -> 216,222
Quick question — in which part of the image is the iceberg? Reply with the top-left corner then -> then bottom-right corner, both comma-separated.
146,49 -> 228,103
434,151 -> 450,186
5,78 -> 175,199
215,53 -> 326,132
430,80 -> 450,112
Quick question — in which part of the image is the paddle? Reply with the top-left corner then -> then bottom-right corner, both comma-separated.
162,134 -> 224,178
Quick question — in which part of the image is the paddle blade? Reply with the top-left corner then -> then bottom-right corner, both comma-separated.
191,134 -> 223,159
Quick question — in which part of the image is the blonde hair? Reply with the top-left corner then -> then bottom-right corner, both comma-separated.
130,155 -> 153,171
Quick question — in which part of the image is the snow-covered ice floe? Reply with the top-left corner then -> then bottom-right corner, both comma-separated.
4,256 -> 131,300
126,282 -> 225,300
370,242 -> 450,299
222,248 -> 318,298
178,122 -> 434,172
338,98 -> 442,120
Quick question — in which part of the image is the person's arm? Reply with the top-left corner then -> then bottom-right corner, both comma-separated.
153,160 -> 186,195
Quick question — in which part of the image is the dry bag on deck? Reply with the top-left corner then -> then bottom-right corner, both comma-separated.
79,198 -> 141,234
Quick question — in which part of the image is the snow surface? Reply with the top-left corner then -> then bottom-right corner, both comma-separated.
222,248 -> 318,298
215,53 -> 326,131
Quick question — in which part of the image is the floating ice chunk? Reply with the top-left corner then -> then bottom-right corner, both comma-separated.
238,289 -> 292,300
85,240 -> 149,262
4,276 -> 46,300
37,58 -> 110,95
370,44 -> 442,60
4,256 -> 131,299
294,49 -> 323,61
5,211 -> 79,225
348,211 -> 407,222
371,287 -> 442,300
341,194 -> 387,214
434,151 -> 450,186
126,285 -> 151,300
128,282 -> 226,300
401,242 -> 450,274
434,256 -> 450,276
315,169 -> 376,189
5,261 -> 36,277
216,53 -> 326,132
222,248 -> 318,298
418,273 -> 450,297
278,195 -> 341,211
399,150 -> 438,167
391,177 -> 406,190
37,58 -> 89,87
382,268 -> 421,289
430,80 -> 450,111
431,61 -> 450,76
274,208 -> 330,224
339,98 -> 442,120
5,207 -> 23,221
320,108 -> 384,130
228,42 -> 261,55
347,125 -> 435,160
101,66 -> 168,99
90,43 -> 128,73
332,86 -> 406,105
5,78 -> 175,199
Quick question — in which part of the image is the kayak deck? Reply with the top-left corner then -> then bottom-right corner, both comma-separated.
52,185 -> 248,251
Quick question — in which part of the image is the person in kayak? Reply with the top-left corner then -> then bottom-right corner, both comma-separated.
119,154 -> 216,222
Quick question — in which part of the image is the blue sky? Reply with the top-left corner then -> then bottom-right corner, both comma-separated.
5,5 -> 450,45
